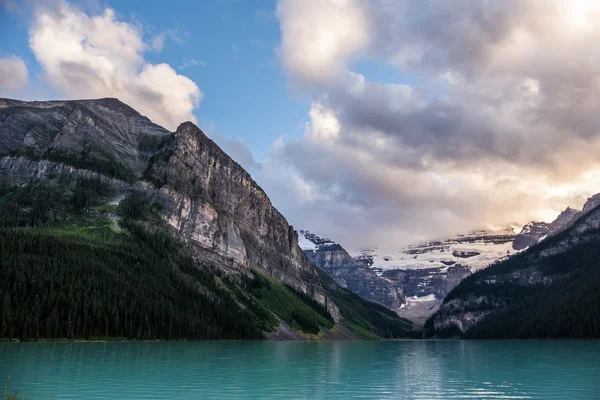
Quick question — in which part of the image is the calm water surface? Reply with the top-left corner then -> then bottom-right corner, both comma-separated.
2,341 -> 599,399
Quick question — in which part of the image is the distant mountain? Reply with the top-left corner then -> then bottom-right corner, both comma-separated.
305,201 -> 600,328
512,207 -> 580,250
0,97 -> 417,341
299,230 -> 405,310
300,227 -> 519,324
354,227 -> 518,273
424,199 -> 600,339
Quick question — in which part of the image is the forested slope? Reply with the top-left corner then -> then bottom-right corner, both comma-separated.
424,205 -> 600,339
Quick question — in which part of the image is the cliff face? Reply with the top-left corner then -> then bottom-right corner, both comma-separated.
144,122 -> 339,319
0,97 -> 340,322
0,98 -> 169,181
299,231 -> 404,309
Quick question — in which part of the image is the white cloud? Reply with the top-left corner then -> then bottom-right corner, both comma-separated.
151,33 -> 166,51
0,55 -> 28,95
276,0 -> 370,87
28,1 -> 202,130
269,0 -> 600,249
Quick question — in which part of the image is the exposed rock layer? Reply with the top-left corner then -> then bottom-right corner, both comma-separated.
300,231 -> 404,310
0,97 -> 340,322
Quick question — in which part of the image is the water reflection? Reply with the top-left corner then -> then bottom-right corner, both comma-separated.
1,341 -> 599,399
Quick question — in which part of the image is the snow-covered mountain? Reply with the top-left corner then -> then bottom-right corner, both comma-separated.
300,192 -> 600,325
298,230 -> 338,251
299,227 -> 519,324
299,230 -> 405,310
353,227 -> 518,274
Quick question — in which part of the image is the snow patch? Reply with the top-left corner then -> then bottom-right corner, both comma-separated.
298,234 -> 317,251
407,294 -> 437,302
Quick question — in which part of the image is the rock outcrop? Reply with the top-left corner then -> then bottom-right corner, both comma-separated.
513,207 -> 580,250
512,221 -> 550,250
299,231 -> 404,309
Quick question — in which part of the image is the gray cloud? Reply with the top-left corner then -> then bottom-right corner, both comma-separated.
267,0 -> 600,250
216,136 -> 262,173
0,54 -> 29,95
202,122 -> 262,174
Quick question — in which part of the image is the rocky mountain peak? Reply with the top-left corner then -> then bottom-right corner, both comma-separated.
549,207 -> 580,232
0,97 -> 341,323
582,193 -> 600,214
299,229 -> 405,310
513,205 -> 583,250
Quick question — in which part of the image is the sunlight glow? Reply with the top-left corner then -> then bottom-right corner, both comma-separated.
563,0 -> 600,29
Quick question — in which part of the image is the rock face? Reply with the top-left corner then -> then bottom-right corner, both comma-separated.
299,231 -> 404,309
582,193 -> 600,213
300,228 -> 517,325
0,98 -> 170,181
512,221 -> 550,250
0,97 -> 340,322
513,207 -> 580,250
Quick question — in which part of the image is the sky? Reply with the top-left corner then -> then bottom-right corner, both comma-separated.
2,0 -> 600,250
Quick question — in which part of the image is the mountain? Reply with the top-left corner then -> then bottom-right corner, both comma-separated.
354,227 -> 518,273
299,230 -> 405,310
0,97 -> 417,341
424,198 -> 600,339
512,207 -> 580,250
300,227 -> 518,325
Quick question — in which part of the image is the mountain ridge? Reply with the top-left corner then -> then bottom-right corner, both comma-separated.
0,97 -> 418,340
424,201 -> 600,338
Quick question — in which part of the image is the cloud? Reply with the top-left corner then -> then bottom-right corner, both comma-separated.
0,55 -> 28,95
250,37 -> 264,49
151,29 -> 186,51
178,58 -> 207,70
28,1 -> 202,130
150,34 -> 166,51
276,0 -> 370,87
269,0 -> 600,249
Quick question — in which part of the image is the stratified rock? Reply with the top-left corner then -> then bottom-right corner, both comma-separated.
0,97 -> 340,322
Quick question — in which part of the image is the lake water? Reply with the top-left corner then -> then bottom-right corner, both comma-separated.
2,341 -> 599,399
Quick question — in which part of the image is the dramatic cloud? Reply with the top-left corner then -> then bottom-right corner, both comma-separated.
276,0 -> 370,87
28,1 -> 201,130
0,55 -> 28,95
271,0 -> 600,249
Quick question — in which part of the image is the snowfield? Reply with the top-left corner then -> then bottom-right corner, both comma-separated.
352,228 -> 519,274
298,234 -> 318,251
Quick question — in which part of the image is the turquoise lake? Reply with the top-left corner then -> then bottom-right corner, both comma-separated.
2,341 -> 599,399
